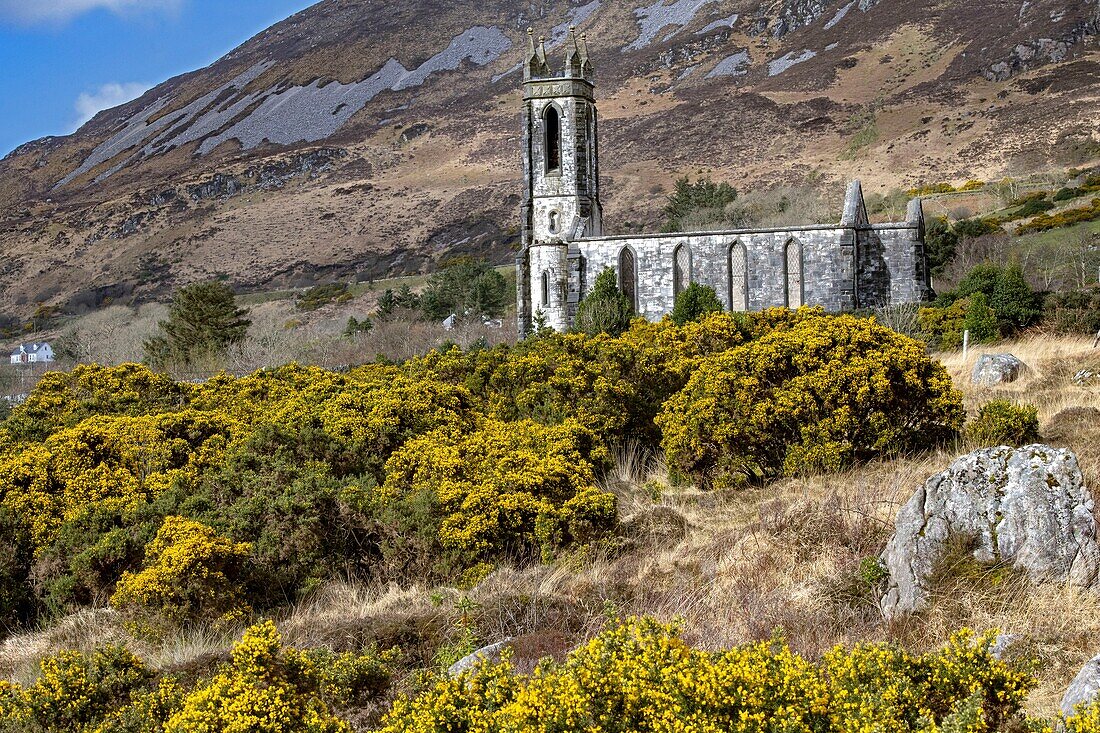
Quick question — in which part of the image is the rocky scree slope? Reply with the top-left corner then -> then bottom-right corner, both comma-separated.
0,0 -> 1097,318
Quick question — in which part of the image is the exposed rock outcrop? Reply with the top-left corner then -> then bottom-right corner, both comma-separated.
880,444 -> 1100,618
971,354 -> 1027,386
1063,654 -> 1100,716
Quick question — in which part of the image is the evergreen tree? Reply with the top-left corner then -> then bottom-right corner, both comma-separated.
662,176 -> 738,232
954,263 -> 1039,334
144,281 -> 250,367
989,263 -> 1040,331
343,316 -> 373,338
963,292 -> 999,344
924,217 -> 958,278
377,289 -> 396,318
670,283 -> 723,326
420,258 -> 508,321
573,268 -> 633,337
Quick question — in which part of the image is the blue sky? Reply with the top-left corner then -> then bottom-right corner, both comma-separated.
0,0 -> 315,156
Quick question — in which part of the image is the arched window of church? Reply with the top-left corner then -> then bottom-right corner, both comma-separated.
785,239 -> 803,308
673,244 -> 690,297
729,242 -> 747,312
619,247 -> 637,311
544,105 -> 561,174
548,210 -> 560,233
541,271 -> 550,307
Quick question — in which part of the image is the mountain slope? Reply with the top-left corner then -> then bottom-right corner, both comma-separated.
0,0 -> 1097,319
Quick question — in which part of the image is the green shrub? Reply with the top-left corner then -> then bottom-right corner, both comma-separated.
1043,288 -> 1100,334
966,401 -> 1041,447
669,282 -> 723,325
926,216 -> 959,277
1054,187 -> 1083,202
963,292 -> 1000,345
573,268 -> 633,337
296,283 -> 351,312
945,263 -> 1040,336
662,176 -> 738,231
420,258 -> 508,321
917,296 -> 988,350
953,217 -> 1002,239
657,313 -> 964,485
1017,197 -> 1100,234
1014,198 -> 1055,218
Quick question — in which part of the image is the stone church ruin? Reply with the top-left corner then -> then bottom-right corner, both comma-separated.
515,29 -> 933,335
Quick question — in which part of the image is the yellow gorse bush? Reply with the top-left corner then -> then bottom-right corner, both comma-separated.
383,417 -> 615,563
111,515 -> 252,638
658,313 -> 963,485
0,620 -> 392,732
165,621 -> 351,733
381,619 -> 1037,733
0,310 -> 963,632
0,410 -> 236,546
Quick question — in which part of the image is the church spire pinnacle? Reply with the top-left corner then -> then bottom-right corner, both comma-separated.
579,32 -> 593,76
524,27 -> 551,79
565,25 -> 583,76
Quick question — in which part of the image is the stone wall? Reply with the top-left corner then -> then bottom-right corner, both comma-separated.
576,225 -> 862,319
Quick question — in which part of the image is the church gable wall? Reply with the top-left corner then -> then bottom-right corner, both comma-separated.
857,224 -> 931,309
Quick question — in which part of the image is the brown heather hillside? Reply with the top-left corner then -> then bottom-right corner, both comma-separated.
0,0 -> 1098,320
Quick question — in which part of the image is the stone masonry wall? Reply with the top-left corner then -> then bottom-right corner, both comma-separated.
576,225 -> 865,319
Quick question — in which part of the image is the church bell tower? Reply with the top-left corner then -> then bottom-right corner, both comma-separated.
517,27 -> 602,335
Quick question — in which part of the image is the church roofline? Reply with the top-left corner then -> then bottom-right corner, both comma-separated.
572,221 -> 920,243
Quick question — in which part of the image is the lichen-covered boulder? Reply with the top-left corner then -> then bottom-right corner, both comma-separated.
881,444 -> 1100,618
1063,654 -> 1100,716
971,354 -> 1027,386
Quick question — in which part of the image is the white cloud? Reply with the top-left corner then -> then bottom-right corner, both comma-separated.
73,82 -> 150,128
0,0 -> 183,25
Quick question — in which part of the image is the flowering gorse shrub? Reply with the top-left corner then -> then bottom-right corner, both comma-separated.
4,363 -> 189,442
658,313 -> 964,484
1068,700 -> 1100,733
0,310 -> 965,629
0,621 -> 394,733
382,418 -> 615,566
0,410 -> 235,547
0,645 -> 153,732
381,618 -> 1036,733
966,401 -> 1041,447
111,515 -> 252,638
165,621 -> 356,733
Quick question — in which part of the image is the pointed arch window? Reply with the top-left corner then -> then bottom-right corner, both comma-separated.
541,270 -> 550,307
544,105 -> 561,174
673,244 -> 691,297
619,247 -> 637,311
785,239 -> 803,308
729,241 -> 747,312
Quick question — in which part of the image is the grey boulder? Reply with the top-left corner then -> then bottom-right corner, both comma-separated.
881,444 -> 1100,618
1063,654 -> 1100,717
971,354 -> 1027,386
447,638 -> 513,677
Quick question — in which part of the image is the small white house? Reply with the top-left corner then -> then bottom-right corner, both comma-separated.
10,342 -> 54,365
